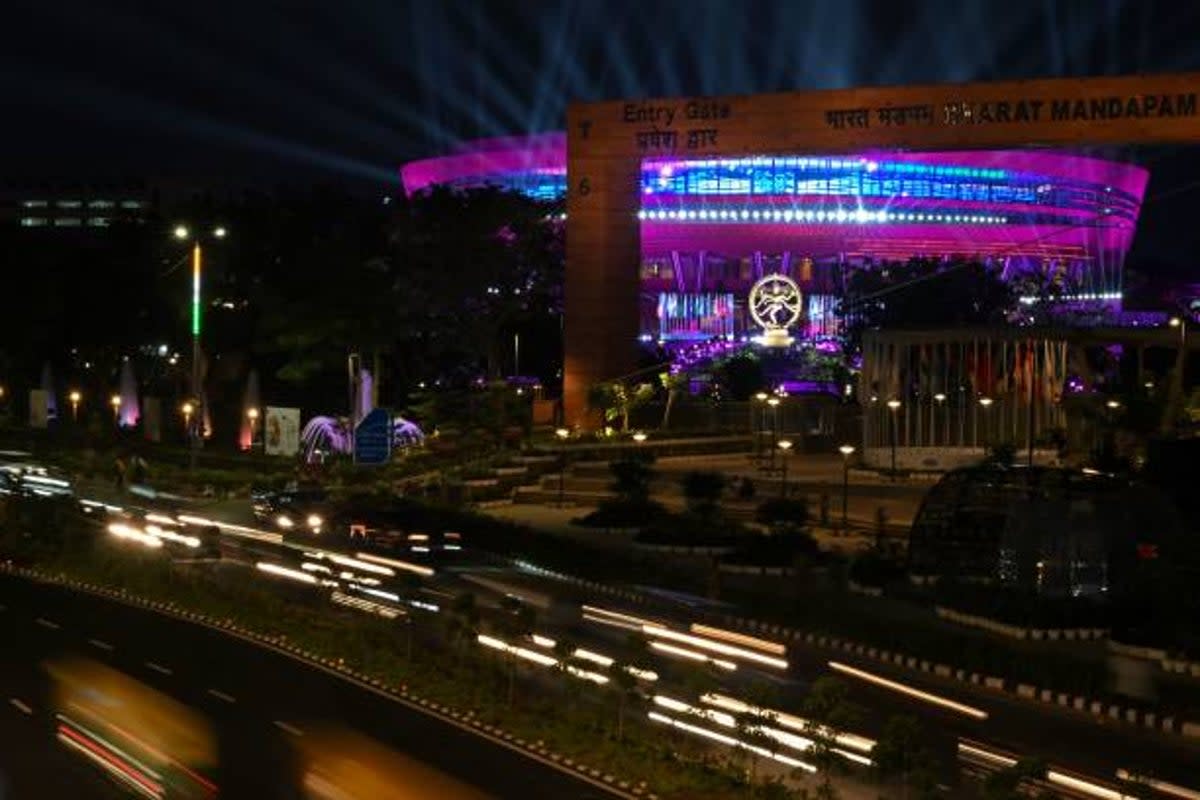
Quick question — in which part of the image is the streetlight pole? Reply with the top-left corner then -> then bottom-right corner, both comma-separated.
886,399 -> 901,480
838,444 -> 855,529
753,391 -> 768,465
979,396 -> 994,452
174,224 -> 226,469
933,393 -> 946,447
555,427 -> 570,507
777,439 -> 793,497
767,396 -> 780,472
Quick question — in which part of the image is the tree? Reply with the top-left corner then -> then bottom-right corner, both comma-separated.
871,715 -> 936,799
801,678 -> 858,797
444,592 -> 481,664
659,371 -> 687,429
755,497 -> 810,539
588,381 -> 655,432
495,597 -> 537,707
609,663 -> 641,741
609,456 -> 655,507
982,757 -> 1048,800
681,470 -> 726,517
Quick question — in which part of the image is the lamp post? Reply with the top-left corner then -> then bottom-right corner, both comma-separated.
978,396 -> 994,450
181,402 -> 194,439
777,439 -> 793,497
933,392 -> 946,447
110,394 -> 121,428
766,396 -> 781,472
1166,316 -> 1188,431
838,444 -> 855,528
555,427 -> 570,507
247,407 -> 260,450
174,223 -> 226,468
886,399 -> 901,480
753,391 -> 768,464
69,390 -> 81,422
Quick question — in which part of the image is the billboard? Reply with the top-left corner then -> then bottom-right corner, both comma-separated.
264,407 -> 301,457
29,389 -> 49,429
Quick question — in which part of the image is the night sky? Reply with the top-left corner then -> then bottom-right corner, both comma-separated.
6,0 -> 1200,267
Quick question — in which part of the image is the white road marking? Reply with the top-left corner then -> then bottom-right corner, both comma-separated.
273,720 -> 303,736
35,617 -> 60,630
207,688 -> 236,704
9,698 -> 32,715
88,638 -> 114,652
144,661 -> 173,676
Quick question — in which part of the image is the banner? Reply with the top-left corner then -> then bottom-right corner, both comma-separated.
264,407 -> 301,457
29,389 -> 49,429
142,397 -> 162,442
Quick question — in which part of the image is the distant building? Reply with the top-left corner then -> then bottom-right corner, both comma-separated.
0,178 -> 154,232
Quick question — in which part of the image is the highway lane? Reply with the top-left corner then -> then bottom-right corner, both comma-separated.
0,574 -> 626,800
75,496 -> 1200,794
505,572 -> 1200,792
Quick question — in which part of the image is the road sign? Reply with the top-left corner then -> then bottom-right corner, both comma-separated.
354,408 -> 392,465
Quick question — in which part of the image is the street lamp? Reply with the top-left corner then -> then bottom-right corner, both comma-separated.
181,402 -> 194,436
838,444 -> 856,528
110,394 -> 121,427
978,396 -> 994,449
777,439 -> 793,497
766,396 -> 781,472
933,392 -> 947,447
69,390 -> 81,422
555,427 -> 570,507
247,406 -> 260,450
886,399 -> 901,480
632,431 -> 647,444
754,391 -> 769,463
174,223 -> 227,468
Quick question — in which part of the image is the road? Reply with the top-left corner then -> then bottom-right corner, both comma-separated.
0,573 -> 626,800
62,487 -> 1200,796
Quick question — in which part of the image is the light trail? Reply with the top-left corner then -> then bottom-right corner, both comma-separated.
649,640 -> 737,671
256,562 -> 318,585
828,661 -> 989,719
645,625 -> 789,669
702,693 -> 877,755
647,711 -> 816,773
354,551 -> 435,577
689,623 -> 787,655
1115,770 -> 1200,800
1047,770 -> 1138,800
176,514 -> 281,544
107,523 -> 163,549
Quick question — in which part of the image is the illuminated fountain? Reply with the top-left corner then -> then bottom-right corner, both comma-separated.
117,360 -> 140,428
300,415 -> 425,463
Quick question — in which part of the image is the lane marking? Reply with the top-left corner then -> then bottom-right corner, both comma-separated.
35,617 -> 60,630
88,638 -> 114,652
274,720 -> 303,736
828,661 -> 989,720
144,661 -> 173,676
207,688 -> 236,704
9,698 -> 33,715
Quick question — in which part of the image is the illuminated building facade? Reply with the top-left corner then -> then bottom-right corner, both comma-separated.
402,133 -> 1148,345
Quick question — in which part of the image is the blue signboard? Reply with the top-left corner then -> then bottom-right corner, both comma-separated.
353,408 -> 392,465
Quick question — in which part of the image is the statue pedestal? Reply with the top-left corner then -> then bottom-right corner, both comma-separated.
754,329 -> 794,348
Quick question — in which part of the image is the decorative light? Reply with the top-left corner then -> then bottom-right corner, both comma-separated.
978,396 -> 994,408
886,399 -> 901,411
173,225 -> 189,240
838,444 -> 856,456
